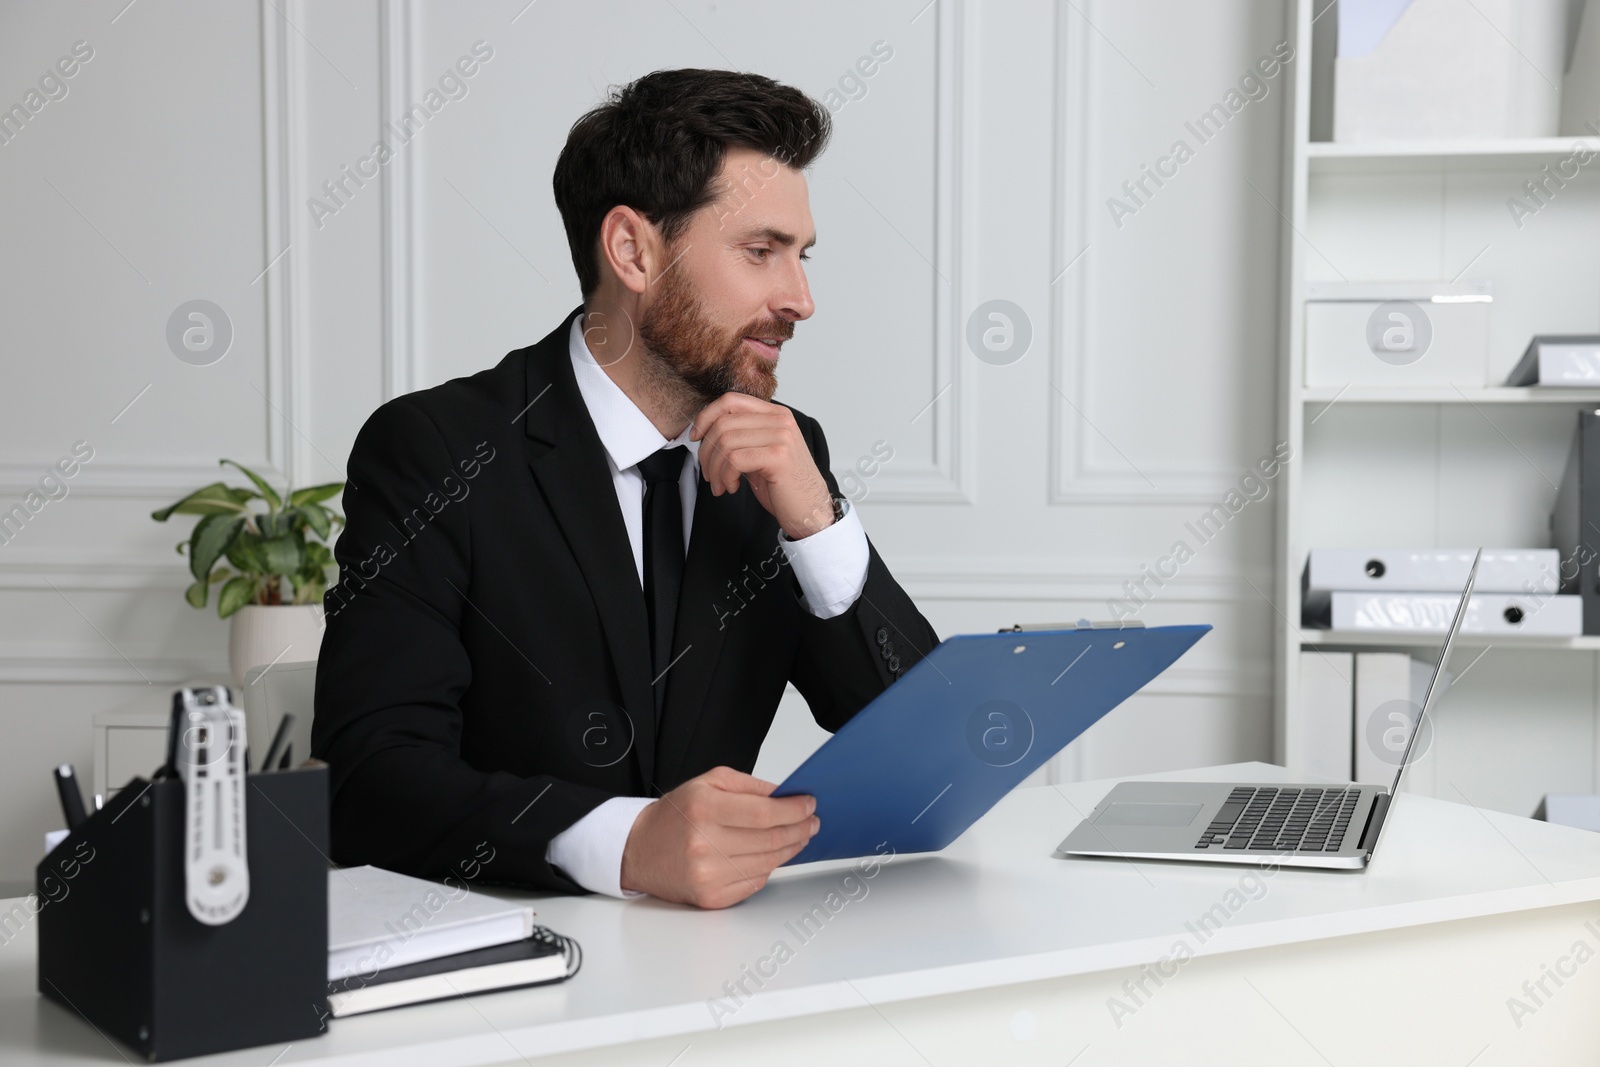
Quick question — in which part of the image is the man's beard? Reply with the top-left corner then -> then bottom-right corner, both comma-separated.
636,260 -> 787,406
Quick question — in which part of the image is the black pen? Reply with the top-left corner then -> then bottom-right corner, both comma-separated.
159,696 -> 185,779
276,742 -> 292,771
260,713 -> 294,773
54,764 -> 88,830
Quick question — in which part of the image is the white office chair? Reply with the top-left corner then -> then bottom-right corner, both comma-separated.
241,660 -> 318,773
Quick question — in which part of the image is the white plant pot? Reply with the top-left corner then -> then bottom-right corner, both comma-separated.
228,603 -> 325,686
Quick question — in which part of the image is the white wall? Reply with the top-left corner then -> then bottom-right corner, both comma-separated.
0,0 -> 1290,885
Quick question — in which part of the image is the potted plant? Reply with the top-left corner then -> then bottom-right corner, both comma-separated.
153,460 -> 344,685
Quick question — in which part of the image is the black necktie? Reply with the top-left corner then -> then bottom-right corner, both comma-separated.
638,446 -> 688,724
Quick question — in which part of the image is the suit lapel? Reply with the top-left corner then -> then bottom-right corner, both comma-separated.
523,306 -> 658,791
653,474 -> 748,788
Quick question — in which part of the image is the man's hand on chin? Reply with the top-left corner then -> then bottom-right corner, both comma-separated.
618,766 -> 819,908
690,393 -> 835,540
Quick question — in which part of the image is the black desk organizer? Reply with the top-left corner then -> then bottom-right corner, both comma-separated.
36,761 -> 330,1061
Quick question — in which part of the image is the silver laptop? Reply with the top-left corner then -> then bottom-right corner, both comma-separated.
1055,548 -> 1480,870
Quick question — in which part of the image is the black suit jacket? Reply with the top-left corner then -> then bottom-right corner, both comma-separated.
311,305 -> 940,893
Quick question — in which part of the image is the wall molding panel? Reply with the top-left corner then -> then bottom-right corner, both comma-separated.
0,645 -> 218,685
894,559 -> 1276,604
261,0 -> 314,488
379,0 -> 419,403
0,461 -> 289,501
1047,1 -> 1251,507
860,0 -> 978,506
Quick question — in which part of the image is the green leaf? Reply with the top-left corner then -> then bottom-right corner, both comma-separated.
261,534 -> 302,576
296,504 -> 332,541
218,576 -> 255,618
220,459 -> 281,511
184,579 -> 209,609
301,541 -> 333,569
150,483 -> 250,522
289,482 -> 343,507
226,530 -> 269,575
188,513 -> 246,582
209,567 -> 234,584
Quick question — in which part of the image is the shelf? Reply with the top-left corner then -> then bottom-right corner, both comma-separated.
1277,0 -> 1600,807
1301,629 -> 1600,652
1302,387 -> 1600,405
1306,137 -> 1600,174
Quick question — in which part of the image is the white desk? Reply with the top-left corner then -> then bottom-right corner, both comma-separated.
4,761 -> 1600,1065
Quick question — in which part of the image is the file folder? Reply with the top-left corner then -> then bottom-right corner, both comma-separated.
1553,410 -> 1600,634
1302,548 -> 1556,618
1353,652 -> 1443,788
1298,650 -> 1353,782
1505,335 -> 1600,386
774,624 -> 1210,864
1330,591 -> 1581,635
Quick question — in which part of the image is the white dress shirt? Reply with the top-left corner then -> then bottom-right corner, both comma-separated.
543,314 -> 870,898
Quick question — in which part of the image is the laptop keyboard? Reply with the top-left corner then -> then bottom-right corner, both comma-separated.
1193,786 -> 1361,853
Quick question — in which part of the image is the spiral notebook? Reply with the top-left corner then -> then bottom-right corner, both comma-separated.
326,925 -> 582,1017
326,865 -> 581,1017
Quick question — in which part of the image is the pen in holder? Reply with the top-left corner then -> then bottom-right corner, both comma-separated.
37,686 -> 329,1061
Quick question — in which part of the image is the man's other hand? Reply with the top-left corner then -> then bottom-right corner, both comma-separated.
691,393 -> 835,540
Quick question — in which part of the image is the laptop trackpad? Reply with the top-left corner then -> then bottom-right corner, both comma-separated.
1094,802 -> 1203,827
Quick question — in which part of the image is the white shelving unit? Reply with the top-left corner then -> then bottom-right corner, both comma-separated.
1305,387 -> 1600,404
1307,137 -> 1600,168
1301,631 -> 1600,653
1275,0 -> 1600,817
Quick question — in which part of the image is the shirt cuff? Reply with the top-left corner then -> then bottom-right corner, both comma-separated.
544,795 -> 656,898
779,497 -> 869,619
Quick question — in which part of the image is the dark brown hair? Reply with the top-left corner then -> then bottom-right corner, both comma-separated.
553,69 -> 831,299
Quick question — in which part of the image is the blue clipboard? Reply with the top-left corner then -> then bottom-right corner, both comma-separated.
773,624 -> 1210,864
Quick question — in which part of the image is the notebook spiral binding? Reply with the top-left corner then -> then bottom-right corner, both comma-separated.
532,923 -> 583,978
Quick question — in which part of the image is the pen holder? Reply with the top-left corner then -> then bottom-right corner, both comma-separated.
36,761 -> 330,1062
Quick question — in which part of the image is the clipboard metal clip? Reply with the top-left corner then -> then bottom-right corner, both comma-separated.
998,619 -> 1147,633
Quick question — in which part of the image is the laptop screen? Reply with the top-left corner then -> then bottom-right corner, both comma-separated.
1388,548 -> 1481,797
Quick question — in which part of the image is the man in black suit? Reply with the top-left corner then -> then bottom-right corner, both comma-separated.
312,69 -> 938,908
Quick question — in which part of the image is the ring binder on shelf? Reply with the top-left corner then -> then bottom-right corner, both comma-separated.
36,759 -> 330,1061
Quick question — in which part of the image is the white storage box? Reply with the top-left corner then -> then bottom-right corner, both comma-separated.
1333,0 -> 1571,142
1304,280 -> 1492,388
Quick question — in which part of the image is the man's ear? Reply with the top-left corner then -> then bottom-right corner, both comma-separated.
597,205 -> 659,296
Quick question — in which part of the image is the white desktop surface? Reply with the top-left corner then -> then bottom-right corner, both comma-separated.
4,761 -> 1599,1065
